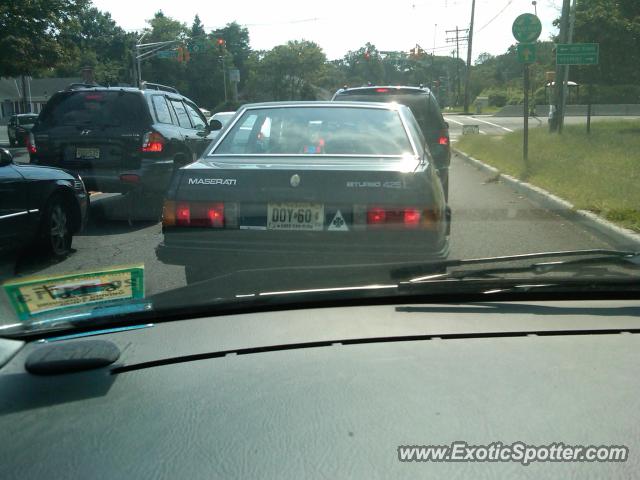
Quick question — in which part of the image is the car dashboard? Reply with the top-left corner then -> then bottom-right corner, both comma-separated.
1,299 -> 640,478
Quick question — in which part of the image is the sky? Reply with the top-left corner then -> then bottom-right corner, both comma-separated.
92,0 -> 561,61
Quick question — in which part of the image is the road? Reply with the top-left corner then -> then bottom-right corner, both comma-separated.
1,149 -> 618,302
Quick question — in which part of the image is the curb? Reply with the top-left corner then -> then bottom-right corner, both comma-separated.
453,148 -> 640,249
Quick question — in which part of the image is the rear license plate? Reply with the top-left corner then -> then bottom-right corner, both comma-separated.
76,147 -> 100,159
267,202 -> 324,231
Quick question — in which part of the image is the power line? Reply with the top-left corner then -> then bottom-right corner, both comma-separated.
476,0 -> 514,33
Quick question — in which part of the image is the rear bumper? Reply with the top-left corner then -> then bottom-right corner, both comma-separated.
156,229 -> 450,271
32,157 -> 175,194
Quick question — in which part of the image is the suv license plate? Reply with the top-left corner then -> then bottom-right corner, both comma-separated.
76,147 -> 100,159
267,203 -> 324,231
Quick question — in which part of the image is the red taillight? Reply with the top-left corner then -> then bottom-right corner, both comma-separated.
403,208 -> 422,227
27,133 -> 36,154
141,131 -> 165,152
171,201 -> 225,228
438,130 -> 449,145
367,207 -> 433,229
206,203 -> 225,227
375,88 -> 389,93
367,207 -> 386,224
176,202 -> 191,226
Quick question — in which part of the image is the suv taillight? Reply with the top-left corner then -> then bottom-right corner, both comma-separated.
27,132 -> 37,154
141,131 -> 166,152
438,130 -> 449,146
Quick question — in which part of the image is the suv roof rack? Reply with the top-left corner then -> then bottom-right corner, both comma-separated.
66,83 -> 102,91
140,82 -> 179,94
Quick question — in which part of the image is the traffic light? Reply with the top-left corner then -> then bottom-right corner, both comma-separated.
363,50 -> 371,60
216,38 -> 225,48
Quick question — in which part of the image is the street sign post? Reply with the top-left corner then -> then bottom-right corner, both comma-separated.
512,14 -> 541,174
512,14 -> 542,43
556,43 -> 599,65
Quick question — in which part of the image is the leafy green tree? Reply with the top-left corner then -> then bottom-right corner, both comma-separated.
54,6 -> 133,84
0,0 -> 88,76
246,41 -> 327,101
141,11 -> 189,92
570,0 -> 640,85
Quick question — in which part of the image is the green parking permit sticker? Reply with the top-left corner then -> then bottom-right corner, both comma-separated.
3,265 -> 145,321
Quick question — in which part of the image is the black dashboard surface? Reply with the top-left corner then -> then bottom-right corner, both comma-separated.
1,300 -> 639,479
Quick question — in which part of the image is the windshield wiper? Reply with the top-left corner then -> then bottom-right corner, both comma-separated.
391,249 -> 640,283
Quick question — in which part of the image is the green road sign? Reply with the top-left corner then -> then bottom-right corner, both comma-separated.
157,50 -> 178,59
188,40 -> 210,53
517,43 -> 537,64
556,43 -> 599,65
512,14 -> 542,43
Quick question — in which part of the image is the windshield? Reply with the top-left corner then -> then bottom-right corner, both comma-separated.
17,115 -> 38,126
1,1 -> 639,336
213,106 -> 413,156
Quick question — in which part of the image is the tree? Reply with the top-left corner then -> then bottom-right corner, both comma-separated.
141,12 -> 189,91
0,0 -> 88,76
570,0 -> 640,85
54,6 -> 133,84
247,41 -> 327,101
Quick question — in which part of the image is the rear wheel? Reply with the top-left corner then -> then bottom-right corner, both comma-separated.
40,196 -> 73,257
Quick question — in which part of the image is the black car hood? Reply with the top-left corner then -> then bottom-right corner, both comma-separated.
14,163 -> 76,181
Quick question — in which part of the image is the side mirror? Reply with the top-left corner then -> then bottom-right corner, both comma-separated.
209,119 -> 223,131
0,148 -> 13,166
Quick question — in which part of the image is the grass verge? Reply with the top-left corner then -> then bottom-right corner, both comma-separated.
455,120 -> 640,232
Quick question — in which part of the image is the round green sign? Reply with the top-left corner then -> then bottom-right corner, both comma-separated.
512,14 -> 542,43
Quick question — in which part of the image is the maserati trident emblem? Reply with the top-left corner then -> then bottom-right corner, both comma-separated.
290,174 -> 301,188
80,130 -> 91,136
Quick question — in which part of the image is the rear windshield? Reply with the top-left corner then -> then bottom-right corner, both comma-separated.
335,91 -> 445,131
213,106 -> 413,156
39,91 -> 148,128
18,115 -> 38,126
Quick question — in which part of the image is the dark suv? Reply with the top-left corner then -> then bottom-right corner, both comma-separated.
29,83 -> 216,194
332,86 -> 451,198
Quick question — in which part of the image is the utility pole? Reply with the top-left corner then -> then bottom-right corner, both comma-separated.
551,0 -> 571,132
559,0 -> 577,132
463,0 -> 476,114
446,26 -> 468,106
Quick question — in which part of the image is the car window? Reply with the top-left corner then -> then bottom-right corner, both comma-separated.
214,107 -> 413,156
18,115 -> 38,126
184,102 -> 206,130
39,91 -> 147,128
169,99 -> 192,128
152,95 -> 174,124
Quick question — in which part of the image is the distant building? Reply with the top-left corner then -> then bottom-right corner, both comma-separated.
0,77 -> 81,122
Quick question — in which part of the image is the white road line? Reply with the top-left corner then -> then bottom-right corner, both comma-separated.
480,130 -> 487,135
463,116 -> 514,132
444,117 -> 465,126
